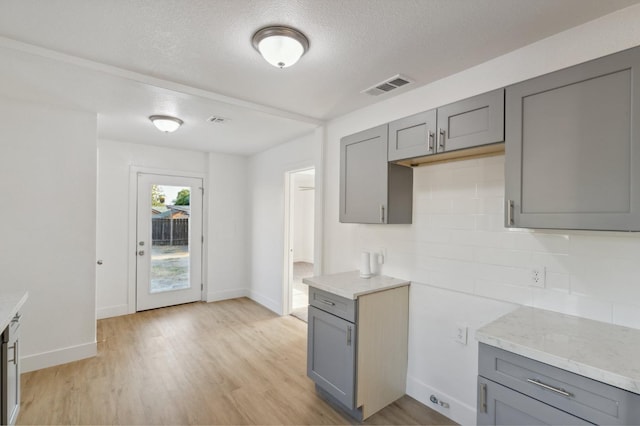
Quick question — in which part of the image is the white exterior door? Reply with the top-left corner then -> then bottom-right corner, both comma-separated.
136,173 -> 203,311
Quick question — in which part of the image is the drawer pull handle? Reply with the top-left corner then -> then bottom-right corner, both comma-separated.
427,130 -> 435,152
347,326 -> 352,346
507,199 -> 514,226
479,382 -> 487,413
527,378 -> 573,397
438,128 -> 446,151
319,299 -> 335,306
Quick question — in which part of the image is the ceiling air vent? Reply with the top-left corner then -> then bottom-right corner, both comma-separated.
207,115 -> 230,124
362,74 -> 413,96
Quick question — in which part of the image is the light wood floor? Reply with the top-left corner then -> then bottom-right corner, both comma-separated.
17,298 -> 456,425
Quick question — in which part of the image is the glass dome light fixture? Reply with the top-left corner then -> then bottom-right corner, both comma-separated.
251,26 -> 309,68
149,115 -> 183,133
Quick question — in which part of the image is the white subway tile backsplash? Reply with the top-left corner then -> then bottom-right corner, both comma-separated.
476,179 -> 503,198
513,232 -> 571,254
430,213 -> 476,230
532,288 -> 613,323
612,303 -> 640,329
544,272 -> 571,293
475,279 -> 534,306
357,155 -> 640,329
414,241 -> 475,262
473,247 -> 532,268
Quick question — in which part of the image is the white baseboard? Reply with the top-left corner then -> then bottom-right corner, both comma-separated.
22,341 -> 97,373
97,304 -> 129,319
207,288 -> 249,303
248,290 -> 282,315
406,375 -> 476,426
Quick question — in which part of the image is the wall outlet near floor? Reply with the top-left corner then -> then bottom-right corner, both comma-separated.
531,266 -> 546,287
454,324 -> 468,345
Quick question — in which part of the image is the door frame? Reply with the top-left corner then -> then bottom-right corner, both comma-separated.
127,166 -> 207,314
282,165 -> 317,315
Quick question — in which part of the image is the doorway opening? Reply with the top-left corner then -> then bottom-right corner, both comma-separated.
285,168 -> 315,321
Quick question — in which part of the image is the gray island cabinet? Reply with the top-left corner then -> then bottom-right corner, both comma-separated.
505,45 -> 640,231
303,272 -> 410,420
476,307 -> 640,425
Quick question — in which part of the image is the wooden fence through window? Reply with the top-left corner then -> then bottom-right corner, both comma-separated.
152,218 -> 189,245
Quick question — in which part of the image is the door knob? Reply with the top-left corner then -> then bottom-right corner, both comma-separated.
138,250 -> 145,256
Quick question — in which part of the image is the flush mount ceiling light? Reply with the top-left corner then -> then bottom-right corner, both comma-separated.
149,115 -> 183,133
251,26 -> 309,68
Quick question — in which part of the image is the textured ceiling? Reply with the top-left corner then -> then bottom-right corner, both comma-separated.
0,0 -> 638,154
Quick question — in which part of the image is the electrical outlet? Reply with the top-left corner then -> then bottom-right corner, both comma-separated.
455,324 -> 468,345
531,266 -> 546,287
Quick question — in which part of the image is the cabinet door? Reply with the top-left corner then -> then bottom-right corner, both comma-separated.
388,110 -> 437,161
437,89 -> 504,153
340,125 -> 388,223
307,306 -> 356,409
505,46 -> 640,230
477,377 -> 592,426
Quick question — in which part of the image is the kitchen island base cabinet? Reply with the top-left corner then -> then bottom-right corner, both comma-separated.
307,285 -> 409,420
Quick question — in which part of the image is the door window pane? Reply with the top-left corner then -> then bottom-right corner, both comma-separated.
150,185 -> 191,293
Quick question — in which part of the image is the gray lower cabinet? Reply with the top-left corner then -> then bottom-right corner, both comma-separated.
477,343 -> 640,425
505,45 -> 640,231
477,377 -> 591,425
307,305 -> 356,409
387,89 -> 504,162
307,285 -> 409,420
340,125 -> 412,224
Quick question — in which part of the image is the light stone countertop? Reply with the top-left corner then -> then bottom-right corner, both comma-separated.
302,270 -> 410,300
476,306 -> 640,394
0,291 -> 28,332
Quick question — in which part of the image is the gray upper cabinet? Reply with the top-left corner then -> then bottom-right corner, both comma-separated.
388,110 -> 437,161
340,125 -> 412,224
505,46 -> 640,231
438,88 -> 504,153
388,89 -> 505,164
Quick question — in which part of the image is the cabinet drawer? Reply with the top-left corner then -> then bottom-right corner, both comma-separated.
479,344 -> 640,425
309,287 -> 356,322
477,376 -> 591,425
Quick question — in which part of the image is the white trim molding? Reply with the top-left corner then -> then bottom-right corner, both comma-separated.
22,342 -> 97,373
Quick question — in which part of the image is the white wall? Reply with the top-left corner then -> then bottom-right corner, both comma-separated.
0,98 -> 97,372
206,152 -> 250,302
293,173 -> 315,263
248,129 -> 322,314
96,139 -> 208,318
322,5 -> 640,424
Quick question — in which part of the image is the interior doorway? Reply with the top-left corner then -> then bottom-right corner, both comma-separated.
285,168 -> 315,320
